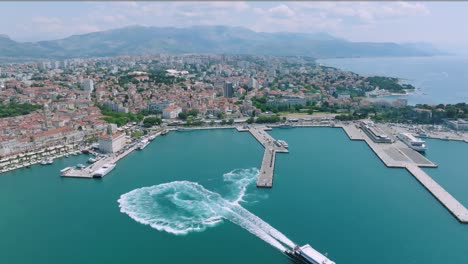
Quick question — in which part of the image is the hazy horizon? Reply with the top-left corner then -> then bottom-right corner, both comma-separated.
1,1 -> 468,54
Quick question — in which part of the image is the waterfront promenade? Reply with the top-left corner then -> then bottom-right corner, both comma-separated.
238,126 -> 288,188
340,123 -> 468,223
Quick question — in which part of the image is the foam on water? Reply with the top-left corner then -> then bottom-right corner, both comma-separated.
118,168 -> 293,251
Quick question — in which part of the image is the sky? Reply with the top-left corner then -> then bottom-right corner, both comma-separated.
1,1 -> 467,52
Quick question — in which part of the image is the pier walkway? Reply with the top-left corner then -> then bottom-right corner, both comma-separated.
340,123 -> 468,223
239,126 -> 288,188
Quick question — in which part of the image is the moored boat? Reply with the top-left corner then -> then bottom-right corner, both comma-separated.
397,132 -> 428,152
92,163 -> 116,178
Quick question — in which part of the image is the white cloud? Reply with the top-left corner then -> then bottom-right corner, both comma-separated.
268,4 -> 295,19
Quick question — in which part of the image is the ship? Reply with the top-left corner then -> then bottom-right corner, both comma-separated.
285,244 -> 335,264
92,163 -> 116,178
60,167 -> 72,175
277,140 -> 289,148
137,139 -> 150,150
397,133 -> 428,152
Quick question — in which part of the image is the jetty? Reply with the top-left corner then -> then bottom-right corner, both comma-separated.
62,132 -> 160,178
340,123 -> 468,223
239,126 -> 288,188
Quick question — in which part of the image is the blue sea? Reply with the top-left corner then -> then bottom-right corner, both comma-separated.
318,56 -> 468,105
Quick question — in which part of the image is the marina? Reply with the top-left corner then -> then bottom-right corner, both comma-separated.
238,126 -> 288,188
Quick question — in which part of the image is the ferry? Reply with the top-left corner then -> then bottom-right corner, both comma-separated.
397,133 -> 428,152
285,244 -> 335,264
60,167 -> 72,175
92,163 -> 116,178
277,140 -> 289,148
137,139 -> 150,150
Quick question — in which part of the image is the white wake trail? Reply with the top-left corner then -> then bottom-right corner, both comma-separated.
118,169 -> 294,252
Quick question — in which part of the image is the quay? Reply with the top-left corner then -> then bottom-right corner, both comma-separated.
62,132 -> 160,178
340,122 -> 468,223
238,126 -> 288,188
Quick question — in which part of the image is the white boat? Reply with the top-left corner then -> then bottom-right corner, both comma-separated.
46,158 -> 54,165
92,163 -> 116,178
277,140 -> 289,148
60,167 -> 72,175
76,164 -> 85,169
397,133 -> 428,152
137,139 -> 150,150
285,244 -> 335,264
87,157 -> 97,163
40,159 -> 48,165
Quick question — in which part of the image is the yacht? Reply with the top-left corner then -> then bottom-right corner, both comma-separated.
397,133 -> 428,152
92,163 -> 116,178
285,244 -> 335,264
137,139 -> 150,150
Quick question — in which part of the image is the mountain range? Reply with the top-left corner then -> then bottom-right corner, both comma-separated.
0,25 -> 443,60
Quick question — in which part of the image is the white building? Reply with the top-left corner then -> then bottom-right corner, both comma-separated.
98,131 -> 126,153
82,79 -> 94,92
162,105 -> 182,119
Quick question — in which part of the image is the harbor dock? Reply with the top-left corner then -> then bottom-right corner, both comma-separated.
239,126 -> 288,188
62,132 -> 160,178
340,123 -> 468,223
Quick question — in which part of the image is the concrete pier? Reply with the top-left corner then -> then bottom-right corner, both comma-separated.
62,132 -> 160,178
406,165 -> 468,222
242,126 -> 288,188
340,123 -> 468,223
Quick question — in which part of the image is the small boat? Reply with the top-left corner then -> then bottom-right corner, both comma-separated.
65,154 -> 70,158
72,152 -> 78,156
87,157 -> 97,163
161,130 -> 168,135
40,159 -> 48,165
76,164 -> 86,169
46,158 -> 54,165
81,149 -> 90,154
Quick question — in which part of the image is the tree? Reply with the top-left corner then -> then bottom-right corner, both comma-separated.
227,118 -> 234,125
143,117 -> 162,128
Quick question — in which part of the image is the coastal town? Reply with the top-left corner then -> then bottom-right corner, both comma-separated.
0,54 -> 467,175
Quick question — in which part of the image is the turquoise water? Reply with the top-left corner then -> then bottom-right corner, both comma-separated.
318,56 -> 468,105
1,128 -> 467,264
423,139 -> 468,207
